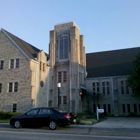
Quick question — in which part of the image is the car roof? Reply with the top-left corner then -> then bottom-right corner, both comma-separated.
30,107 -> 55,110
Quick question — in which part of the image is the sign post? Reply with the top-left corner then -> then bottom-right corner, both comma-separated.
96,108 -> 104,121
57,83 -> 61,108
96,107 -> 99,121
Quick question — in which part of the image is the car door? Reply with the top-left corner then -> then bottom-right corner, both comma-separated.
36,108 -> 52,126
22,108 -> 39,126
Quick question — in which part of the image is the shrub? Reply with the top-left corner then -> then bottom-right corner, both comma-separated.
106,113 -> 114,117
77,111 -> 95,118
79,120 -> 93,125
76,111 -> 96,124
0,112 -> 21,120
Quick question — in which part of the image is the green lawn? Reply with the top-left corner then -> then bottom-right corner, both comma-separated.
0,119 -> 9,123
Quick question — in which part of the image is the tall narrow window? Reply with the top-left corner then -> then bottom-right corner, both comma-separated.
40,62 -> 42,70
8,82 -> 18,92
125,80 -> 129,94
120,80 -> 130,94
102,81 -> 110,95
103,104 -> 106,113
59,36 -> 69,59
43,63 -> 45,71
9,59 -> 20,69
58,71 -> 67,83
107,82 -> 110,94
102,82 -> 105,94
120,81 -> 124,94
9,83 -> 13,92
127,104 -> 130,113
108,104 -> 111,113
93,82 -> 95,94
14,82 -> 18,92
64,37 -> 68,58
63,71 -> 67,82
97,82 -> 99,92
10,59 -> 14,69
0,60 -> 4,70
58,72 -> 62,83
122,104 -> 126,113
134,104 -> 137,113
13,104 -> 17,112
15,59 -> 19,68
60,38 -> 63,59
63,96 -> 67,104
0,83 -> 2,93
92,82 -> 100,94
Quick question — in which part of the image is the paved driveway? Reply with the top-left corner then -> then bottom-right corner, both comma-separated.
92,117 -> 140,128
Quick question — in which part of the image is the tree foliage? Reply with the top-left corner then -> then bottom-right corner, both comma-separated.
127,52 -> 140,99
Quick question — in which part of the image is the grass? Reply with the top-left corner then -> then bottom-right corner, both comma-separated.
76,111 -> 108,125
0,119 -> 9,123
77,111 -> 97,125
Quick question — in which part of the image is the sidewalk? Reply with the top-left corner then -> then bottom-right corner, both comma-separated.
70,117 -> 140,129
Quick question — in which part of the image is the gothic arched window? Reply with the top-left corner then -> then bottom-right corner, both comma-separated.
59,36 -> 69,59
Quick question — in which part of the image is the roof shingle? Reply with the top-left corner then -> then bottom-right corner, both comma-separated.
2,29 -> 48,60
86,47 -> 140,78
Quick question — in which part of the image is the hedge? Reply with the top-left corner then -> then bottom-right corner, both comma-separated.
0,112 -> 21,120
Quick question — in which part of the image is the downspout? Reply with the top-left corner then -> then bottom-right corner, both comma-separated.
111,77 -> 114,115
69,52 -> 72,112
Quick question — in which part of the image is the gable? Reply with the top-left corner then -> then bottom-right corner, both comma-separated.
1,29 -> 48,61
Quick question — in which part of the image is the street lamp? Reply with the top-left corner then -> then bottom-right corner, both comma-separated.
57,83 -> 61,108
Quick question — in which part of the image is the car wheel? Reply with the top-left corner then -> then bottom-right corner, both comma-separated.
14,120 -> 21,128
49,121 -> 57,130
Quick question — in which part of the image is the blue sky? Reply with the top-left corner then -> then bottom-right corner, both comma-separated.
1,0 -> 140,53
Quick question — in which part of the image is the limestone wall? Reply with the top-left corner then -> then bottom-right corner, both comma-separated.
86,76 -> 140,116
0,31 -> 32,112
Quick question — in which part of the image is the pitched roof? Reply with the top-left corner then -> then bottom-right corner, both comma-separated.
1,29 -> 48,60
86,47 -> 140,78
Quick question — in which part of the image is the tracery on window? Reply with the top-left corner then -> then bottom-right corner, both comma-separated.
59,36 -> 69,59
57,71 -> 67,83
120,80 -> 130,94
102,81 -> 110,95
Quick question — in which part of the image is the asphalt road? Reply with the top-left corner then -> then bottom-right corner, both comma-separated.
0,130 -> 140,140
0,124 -> 140,140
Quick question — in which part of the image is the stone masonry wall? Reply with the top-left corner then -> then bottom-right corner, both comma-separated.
49,22 -> 86,113
0,31 -> 32,112
86,76 -> 140,116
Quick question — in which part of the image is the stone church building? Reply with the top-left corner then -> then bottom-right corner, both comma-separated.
0,22 -> 140,116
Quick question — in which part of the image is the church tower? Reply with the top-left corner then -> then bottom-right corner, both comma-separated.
49,22 -> 86,112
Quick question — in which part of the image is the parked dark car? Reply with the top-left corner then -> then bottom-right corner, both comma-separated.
53,108 -> 77,124
10,107 -> 73,130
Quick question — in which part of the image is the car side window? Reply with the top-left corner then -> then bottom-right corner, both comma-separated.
27,109 -> 38,115
39,109 -> 52,114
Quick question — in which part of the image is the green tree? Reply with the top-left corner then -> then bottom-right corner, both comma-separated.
127,52 -> 140,99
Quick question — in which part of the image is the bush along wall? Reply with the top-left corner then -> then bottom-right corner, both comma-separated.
0,112 -> 21,120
